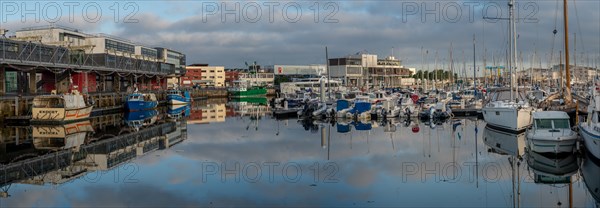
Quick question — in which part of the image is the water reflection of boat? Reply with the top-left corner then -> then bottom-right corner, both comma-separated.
230,97 -> 267,105
336,122 -> 351,133
525,149 -> 579,184
483,125 -> 526,156
353,121 -> 372,131
32,120 -> 94,150
581,152 -> 600,206
167,104 -> 190,120
124,110 -> 159,130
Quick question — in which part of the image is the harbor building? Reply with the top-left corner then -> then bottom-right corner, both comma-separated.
234,65 -> 275,87
225,70 -> 240,87
517,65 -> 598,85
1,25 -> 187,120
328,53 -> 412,88
265,65 -> 326,77
1,25 -> 185,96
182,64 -> 225,87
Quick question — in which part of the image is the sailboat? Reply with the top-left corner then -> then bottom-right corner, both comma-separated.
482,0 -> 536,133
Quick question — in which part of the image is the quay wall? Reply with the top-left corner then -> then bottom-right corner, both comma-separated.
0,89 -> 230,121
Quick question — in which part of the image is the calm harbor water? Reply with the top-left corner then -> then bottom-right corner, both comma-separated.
0,99 -> 599,207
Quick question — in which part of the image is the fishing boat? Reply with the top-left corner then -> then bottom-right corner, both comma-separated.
125,92 -> 158,111
32,120 -> 94,150
167,89 -> 191,105
32,90 -> 93,123
228,80 -> 267,98
579,85 -> 600,159
526,111 -> 578,154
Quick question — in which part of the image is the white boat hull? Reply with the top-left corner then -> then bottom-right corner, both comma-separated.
482,105 -> 533,132
579,123 -> 600,159
169,100 -> 188,105
526,132 -> 578,154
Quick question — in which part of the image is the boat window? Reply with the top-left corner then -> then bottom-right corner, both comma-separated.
535,119 -> 553,129
553,119 -> 570,129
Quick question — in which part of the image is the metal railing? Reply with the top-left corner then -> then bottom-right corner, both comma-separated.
1,39 -> 175,76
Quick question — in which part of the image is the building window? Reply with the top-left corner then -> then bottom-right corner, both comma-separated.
141,48 -> 157,58
105,39 -> 134,53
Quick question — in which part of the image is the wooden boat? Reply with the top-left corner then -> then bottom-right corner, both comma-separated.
32,90 -> 93,123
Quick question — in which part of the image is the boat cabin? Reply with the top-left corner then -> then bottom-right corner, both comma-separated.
532,111 -> 571,130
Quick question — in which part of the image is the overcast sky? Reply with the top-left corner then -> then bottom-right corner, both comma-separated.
2,0 -> 599,72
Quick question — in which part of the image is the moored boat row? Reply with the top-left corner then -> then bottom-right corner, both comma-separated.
31,87 -> 192,124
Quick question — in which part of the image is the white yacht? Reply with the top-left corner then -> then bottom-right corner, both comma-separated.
526,111 -> 578,154
482,88 -> 536,133
579,86 -> 600,159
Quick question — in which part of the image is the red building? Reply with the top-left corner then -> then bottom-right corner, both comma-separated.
225,71 -> 240,87
182,65 -> 204,88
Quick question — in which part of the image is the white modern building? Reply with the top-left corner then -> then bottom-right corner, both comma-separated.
328,53 -> 412,87
265,65 -> 327,76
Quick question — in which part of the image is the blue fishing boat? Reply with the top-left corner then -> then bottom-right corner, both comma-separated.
125,93 -> 158,111
167,89 -> 191,105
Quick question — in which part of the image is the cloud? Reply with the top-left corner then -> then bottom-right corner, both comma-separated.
2,0 -> 599,71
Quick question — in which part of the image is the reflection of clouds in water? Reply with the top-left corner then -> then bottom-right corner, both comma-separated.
69,184 -> 202,207
1,118 -> 594,207
4,186 -> 61,207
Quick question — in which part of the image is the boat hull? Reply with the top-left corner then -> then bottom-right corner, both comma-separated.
482,106 -> 533,133
579,123 -> 600,159
167,94 -> 190,105
229,88 -> 267,98
526,133 -> 578,154
126,100 -> 158,111
32,106 -> 93,123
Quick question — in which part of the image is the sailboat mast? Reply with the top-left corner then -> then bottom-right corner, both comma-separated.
450,43 -> 455,91
564,0 -> 571,94
473,35 -> 476,88
510,0 -> 517,101
508,0 -> 514,101
326,46 -> 330,99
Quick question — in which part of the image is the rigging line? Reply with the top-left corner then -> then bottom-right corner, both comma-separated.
572,0 -> 586,55
550,0 -> 561,68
